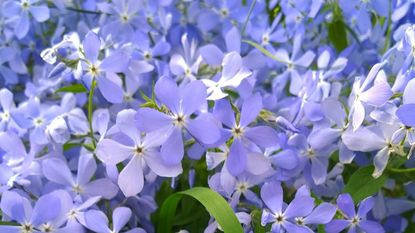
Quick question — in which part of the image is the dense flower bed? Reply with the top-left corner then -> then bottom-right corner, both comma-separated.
1,0 -> 415,232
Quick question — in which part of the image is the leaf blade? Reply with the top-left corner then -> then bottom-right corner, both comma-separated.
343,166 -> 387,203
56,84 -> 87,93
157,187 -> 243,233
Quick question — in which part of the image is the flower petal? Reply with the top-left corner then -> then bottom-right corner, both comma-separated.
145,150 -> 182,177
260,181 -> 283,214
226,140 -> 247,176
83,32 -> 101,62
113,207 -> 132,232
160,127 -> 184,166
96,139 -> 133,165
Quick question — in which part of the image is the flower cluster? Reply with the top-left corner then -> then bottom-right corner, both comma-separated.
0,0 -> 415,232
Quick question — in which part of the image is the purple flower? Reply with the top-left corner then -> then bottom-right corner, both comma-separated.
42,153 -> 119,200
342,124 -> 402,178
2,0 -> 50,39
0,190 -> 81,232
260,182 -> 336,232
135,76 -> 221,165
349,65 -> 393,131
213,94 -> 279,176
76,32 -> 129,103
169,34 -> 202,80
201,51 -> 252,100
85,207 -> 144,233
326,194 -> 385,233
97,109 -> 182,196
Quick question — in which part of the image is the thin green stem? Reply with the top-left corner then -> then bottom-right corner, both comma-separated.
241,0 -> 257,35
66,7 -> 102,15
382,0 -> 392,54
88,80 -> 97,148
388,167 -> 415,173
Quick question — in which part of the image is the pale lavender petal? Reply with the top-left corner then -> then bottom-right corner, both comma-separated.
0,226 -> 20,233
358,220 -> 385,233
181,80 -> 206,115
403,79 -> 415,104
295,51 -> 315,67
160,127 -> 184,165
116,109 -> 141,143
246,152 -> 272,175
77,154 -> 97,186
396,104 -> 415,127
100,52 -> 129,73
42,158 -> 74,186
352,100 -> 365,131
260,181 -> 283,214
155,76 -> 180,112
97,75 -> 124,104
96,139 -> 133,165
311,158 -> 327,185
84,210 -> 110,233
244,126 -> 279,148
0,88 -> 14,111
336,194 -> 355,218
135,108 -> 172,132
169,54 -> 187,75
199,44 -> 224,66
373,147 -> 389,178
83,32 -> 101,62
317,50 -> 330,69
270,149 -> 299,170
240,93 -> 262,127
308,127 -> 341,150
29,5 -> 50,22
357,197 -> 374,217
284,195 -> 314,218
304,203 -> 337,224
342,127 -> 385,152
113,207 -> 132,232
359,81 -> 392,106
145,150 -> 182,177
325,219 -> 350,233
84,178 -> 119,199
186,113 -> 220,145
15,12 -> 29,39
225,27 -> 240,53
118,156 -> 144,197
283,222 -> 311,233
220,164 -> 236,194
213,99 -> 236,128
339,142 -> 355,164
0,191 -> 27,223
226,140 -> 247,176
31,193 -> 61,225
222,52 -> 243,80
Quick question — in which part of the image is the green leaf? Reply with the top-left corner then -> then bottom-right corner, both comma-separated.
157,187 -> 243,233
56,84 -> 87,93
63,142 -> 80,151
0,221 -> 19,226
82,143 -> 95,151
251,209 -> 265,233
318,224 -> 326,233
328,20 -> 348,53
343,166 -> 388,203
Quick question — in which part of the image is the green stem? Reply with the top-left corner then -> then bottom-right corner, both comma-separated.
66,7 -> 102,15
382,0 -> 392,54
388,167 -> 415,173
88,80 -> 97,148
241,0 -> 257,35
